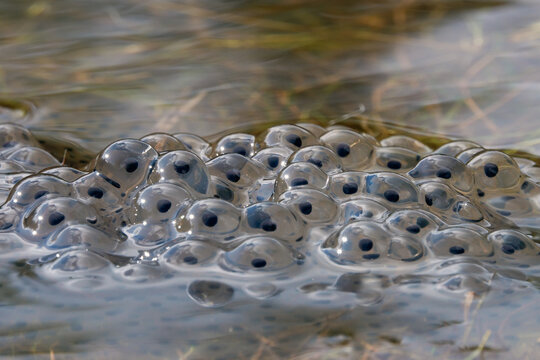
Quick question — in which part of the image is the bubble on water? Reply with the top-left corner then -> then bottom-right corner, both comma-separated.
8,147 -> 60,171
333,273 -> 388,305
128,183 -> 191,224
187,280 -> 234,308
435,261 -> 493,294
95,139 -> 158,192
279,189 -> 338,224
467,151 -> 522,190
289,145 -> 341,174
322,222 -> 390,265
275,162 -> 328,196
320,129 -> 375,170
141,133 -> 186,153
380,135 -> 432,155
425,227 -> 493,257
163,240 -> 221,269
244,282 -> 280,299
222,236 -> 297,273
364,173 -> 418,205
409,155 -> 473,192
115,262 -> 166,284
215,133 -> 257,157
263,125 -> 318,150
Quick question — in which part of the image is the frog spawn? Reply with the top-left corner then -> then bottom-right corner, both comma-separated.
0,123 -> 538,307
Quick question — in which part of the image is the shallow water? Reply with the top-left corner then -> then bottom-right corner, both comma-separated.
0,121 -> 539,359
1,0 -> 540,359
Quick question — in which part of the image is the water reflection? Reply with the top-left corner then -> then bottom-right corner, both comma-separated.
0,0 -> 539,153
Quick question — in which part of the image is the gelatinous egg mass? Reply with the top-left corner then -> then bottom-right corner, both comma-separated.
0,122 -> 539,311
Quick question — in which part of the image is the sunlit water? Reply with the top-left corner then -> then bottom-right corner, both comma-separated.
1,0 -> 540,359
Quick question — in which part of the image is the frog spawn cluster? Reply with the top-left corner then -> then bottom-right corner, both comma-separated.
0,123 -> 539,305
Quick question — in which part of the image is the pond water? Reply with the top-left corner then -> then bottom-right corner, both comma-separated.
0,0 -> 539,359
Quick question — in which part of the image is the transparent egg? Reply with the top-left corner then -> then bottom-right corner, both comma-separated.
252,147 -> 293,173
41,167 -> 86,182
320,129 -> 375,171
380,135 -> 432,155
409,155 -> 474,192
8,147 -> 60,171
364,172 -> 419,205
243,203 -> 302,242
0,160 -> 25,174
128,183 -> 192,224
141,133 -> 186,152
163,240 -> 221,269
150,150 -> 210,196
274,162 -> 328,196
328,172 -> 365,201
207,153 -> 268,189
373,147 -> 420,172
222,236 -> 297,273
279,189 -> 339,224
488,230 -> 539,257
179,199 -> 242,239
289,146 -> 341,174
0,123 -> 38,153
386,210 -> 439,238
435,141 -> 482,157
467,151 -> 522,190
263,125 -> 318,150
7,175 -> 73,209
50,249 -> 110,273
214,133 -> 257,157
95,139 -> 158,192
322,222 -> 390,264
425,227 -> 493,257
173,133 -> 211,160
340,199 -> 390,223
22,197 -> 101,241
45,224 -> 119,252
387,236 -> 424,262
74,172 -> 125,212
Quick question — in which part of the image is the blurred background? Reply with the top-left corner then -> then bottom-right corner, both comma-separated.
1,0 -> 540,154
